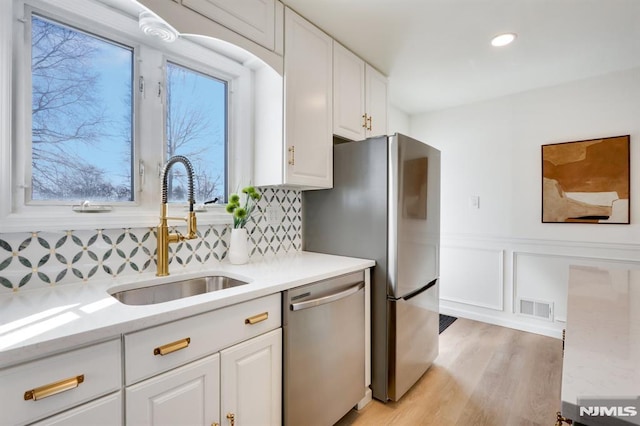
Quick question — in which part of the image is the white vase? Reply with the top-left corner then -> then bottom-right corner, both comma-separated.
228,228 -> 249,265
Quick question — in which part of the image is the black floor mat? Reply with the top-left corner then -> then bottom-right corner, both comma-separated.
439,314 -> 457,334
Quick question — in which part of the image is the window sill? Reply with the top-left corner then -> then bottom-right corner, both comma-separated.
0,206 -> 233,233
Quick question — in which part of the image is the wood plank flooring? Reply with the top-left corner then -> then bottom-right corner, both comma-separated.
335,318 -> 563,426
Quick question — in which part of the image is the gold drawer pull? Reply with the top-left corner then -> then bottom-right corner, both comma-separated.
245,312 -> 268,325
154,337 -> 191,356
24,374 -> 85,401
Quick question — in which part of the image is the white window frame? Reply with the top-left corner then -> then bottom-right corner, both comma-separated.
20,6 -> 140,208
1,0 -> 253,233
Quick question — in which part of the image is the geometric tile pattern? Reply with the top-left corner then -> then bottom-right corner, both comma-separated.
246,187 -> 302,257
0,188 -> 302,294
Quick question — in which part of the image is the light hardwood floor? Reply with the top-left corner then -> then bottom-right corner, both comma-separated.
336,318 -> 563,426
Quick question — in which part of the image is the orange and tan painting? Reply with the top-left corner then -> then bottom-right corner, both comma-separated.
542,135 -> 630,224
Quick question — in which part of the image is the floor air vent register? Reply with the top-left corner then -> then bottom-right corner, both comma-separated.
519,298 -> 554,321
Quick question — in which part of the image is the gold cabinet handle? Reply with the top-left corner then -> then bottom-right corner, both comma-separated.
24,374 -> 85,401
226,412 -> 235,426
153,337 -> 191,356
367,115 -> 373,131
245,312 -> 268,325
288,146 -> 295,166
362,113 -> 368,128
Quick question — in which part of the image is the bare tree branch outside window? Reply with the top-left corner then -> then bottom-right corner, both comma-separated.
166,62 -> 227,204
30,15 -> 133,202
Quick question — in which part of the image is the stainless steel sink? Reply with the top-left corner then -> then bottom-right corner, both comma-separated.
111,275 -> 250,306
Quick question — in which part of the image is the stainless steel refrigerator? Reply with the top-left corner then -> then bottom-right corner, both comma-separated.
302,133 -> 440,402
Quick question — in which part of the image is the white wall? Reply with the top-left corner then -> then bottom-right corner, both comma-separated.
388,104 -> 410,136
411,67 -> 640,337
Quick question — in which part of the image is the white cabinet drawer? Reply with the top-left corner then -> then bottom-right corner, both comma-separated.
0,339 -> 121,426
30,391 -> 122,426
124,293 -> 281,385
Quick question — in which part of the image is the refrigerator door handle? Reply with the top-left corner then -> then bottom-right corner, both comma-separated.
402,278 -> 438,301
290,282 -> 364,311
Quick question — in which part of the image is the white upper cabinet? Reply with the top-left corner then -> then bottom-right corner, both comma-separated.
182,0 -> 276,50
333,42 -> 388,141
365,63 -> 388,138
333,41 -> 366,141
282,7 -> 333,188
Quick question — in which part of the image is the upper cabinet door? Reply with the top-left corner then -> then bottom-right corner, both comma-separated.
182,0 -> 276,50
333,42 -> 366,141
365,64 -> 388,138
332,44 -> 388,142
284,8 -> 333,188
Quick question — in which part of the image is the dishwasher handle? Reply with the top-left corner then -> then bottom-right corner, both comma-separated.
290,282 -> 364,311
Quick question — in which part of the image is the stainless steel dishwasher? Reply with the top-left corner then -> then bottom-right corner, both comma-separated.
283,271 -> 365,426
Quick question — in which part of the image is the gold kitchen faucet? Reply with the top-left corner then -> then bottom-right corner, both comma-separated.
156,155 -> 198,277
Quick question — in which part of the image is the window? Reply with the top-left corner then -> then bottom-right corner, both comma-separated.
165,62 -> 227,204
30,15 -> 134,202
3,0 -> 253,231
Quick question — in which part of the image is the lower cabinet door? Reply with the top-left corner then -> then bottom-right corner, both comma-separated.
220,329 -> 282,426
30,391 -> 122,426
126,353 -> 220,426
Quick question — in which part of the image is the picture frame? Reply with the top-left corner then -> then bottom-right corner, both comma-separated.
541,135 -> 630,224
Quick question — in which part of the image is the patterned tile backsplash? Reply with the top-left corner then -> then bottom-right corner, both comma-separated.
0,188 -> 301,294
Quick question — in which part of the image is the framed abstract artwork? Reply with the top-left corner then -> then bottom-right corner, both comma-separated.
541,135 -> 630,224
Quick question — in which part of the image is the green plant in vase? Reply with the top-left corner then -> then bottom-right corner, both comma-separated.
225,186 -> 262,228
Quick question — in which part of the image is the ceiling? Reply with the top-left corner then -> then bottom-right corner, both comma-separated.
281,0 -> 640,114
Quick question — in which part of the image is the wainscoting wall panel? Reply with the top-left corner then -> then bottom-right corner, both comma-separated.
440,234 -> 640,338
440,246 -> 504,311
513,251 -> 640,322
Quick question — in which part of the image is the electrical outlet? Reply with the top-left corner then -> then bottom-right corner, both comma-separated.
265,206 -> 282,227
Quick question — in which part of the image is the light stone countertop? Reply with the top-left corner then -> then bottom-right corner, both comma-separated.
0,251 -> 375,368
562,265 -> 640,425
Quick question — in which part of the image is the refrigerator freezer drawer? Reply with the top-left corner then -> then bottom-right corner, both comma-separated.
388,279 -> 439,401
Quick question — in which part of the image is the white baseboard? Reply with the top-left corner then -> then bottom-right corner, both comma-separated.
440,304 -> 564,339
356,388 -> 372,410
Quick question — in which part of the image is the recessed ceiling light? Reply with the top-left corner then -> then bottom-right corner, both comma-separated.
491,33 -> 517,47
